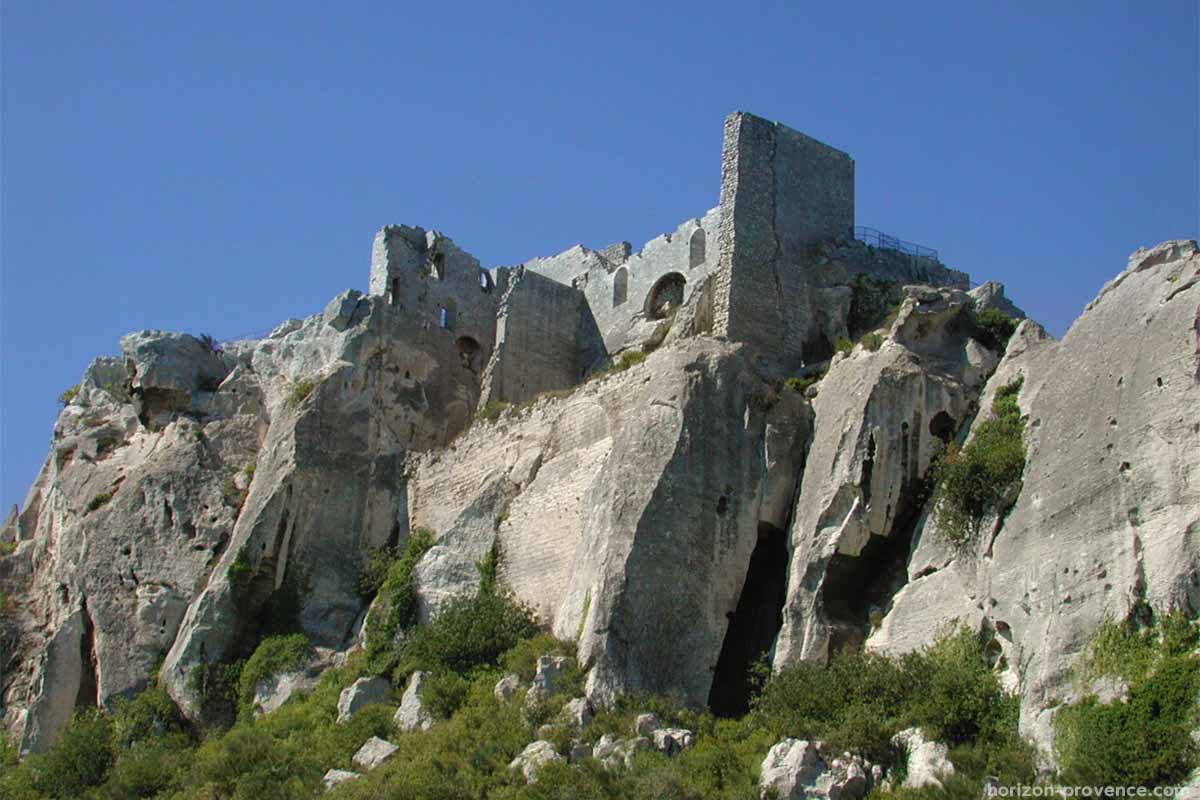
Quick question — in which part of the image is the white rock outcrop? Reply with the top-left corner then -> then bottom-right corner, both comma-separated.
394,670 -> 434,732
891,728 -> 954,789
509,740 -> 563,783
336,677 -> 391,724
352,736 -> 399,771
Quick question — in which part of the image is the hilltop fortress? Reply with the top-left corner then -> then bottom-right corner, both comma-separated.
363,111 -> 967,425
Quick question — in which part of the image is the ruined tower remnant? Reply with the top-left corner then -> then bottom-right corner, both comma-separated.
364,112 -> 966,409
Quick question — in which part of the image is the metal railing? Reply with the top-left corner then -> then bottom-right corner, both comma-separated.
854,226 -> 939,262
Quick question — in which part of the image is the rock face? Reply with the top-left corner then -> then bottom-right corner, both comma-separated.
1,108 -> 1195,776
774,286 -> 993,665
867,240 -> 1200,757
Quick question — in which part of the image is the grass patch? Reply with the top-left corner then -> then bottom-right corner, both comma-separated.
57,384 -> 80,407
1055,612 -> 1200,787
287,377 -> 318,408
932,377 -> 1026,545
861,332 -> 884,352
834,336 -> 854,356
86,491 -> 115,513
477,400 -> 512,422
237,633 -> 312,716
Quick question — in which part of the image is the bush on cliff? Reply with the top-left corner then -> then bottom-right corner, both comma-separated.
932,376 -> 1027,544
1055,612 -> 1200,787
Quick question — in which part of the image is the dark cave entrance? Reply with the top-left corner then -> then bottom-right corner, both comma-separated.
708,523 -> 789,718
819,476 -> 932,655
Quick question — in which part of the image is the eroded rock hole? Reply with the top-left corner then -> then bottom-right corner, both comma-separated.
929,411 -> 956,443
819,470 -> 932,656
75,607 -> 100,709
708,523 -> 788,718
860,433 -> 876,507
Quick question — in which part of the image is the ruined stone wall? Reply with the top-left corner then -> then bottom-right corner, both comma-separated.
478,268 -> 603,407
367,225 -> 506,363
711,112 -> 856,368
524,209 -> 722,354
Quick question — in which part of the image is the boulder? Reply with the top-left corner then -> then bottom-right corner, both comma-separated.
891,728 -> 954,790
559,697 -> 593,730
336,676 -> 391,724
322,769 -> 361,791
592,734 -> 652,770
322,289 -> 366,332
253,671 -> 320,717
394,670 -> 434,732
651,727 -> 695,756
352,736 -> 399,771
633,712 -> 661,736
523,655 -> 570,709
509,740 -> 563,783
759,740 -> 876,799
494,673 -> 521,702
759,739 -> 825,799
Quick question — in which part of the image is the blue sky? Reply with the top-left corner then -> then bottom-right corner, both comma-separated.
2,1 -> 1197,511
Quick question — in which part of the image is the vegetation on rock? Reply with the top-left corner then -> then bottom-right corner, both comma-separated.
1055,611 -> 1200,787
932,376 -> 1027,544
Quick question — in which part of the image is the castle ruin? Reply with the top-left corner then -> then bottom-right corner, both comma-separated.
366,111 -> 967,418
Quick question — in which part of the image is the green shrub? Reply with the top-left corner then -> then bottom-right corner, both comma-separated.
614,350 -> 647,371
754,626 -> 1032,774
228,544 -> 254,597
834,336 -> 854,356
358,544 -> 397,598
237,633 -> 312,714
0,538 -> 15,557
478,400 -> 512,422
287,377 -> 318,408
57,384 -> 81,407
29,708 -> 115,798
1055,612 -> 1200,787
972,308 -> 1019,351
848,275 -> 903,338
111,686 -> 185,749
932,377 -> 1026,544
396,590 -> 539,679
861,332 -> 884,352
365,527 -> 436,668
87,491 -> 115,513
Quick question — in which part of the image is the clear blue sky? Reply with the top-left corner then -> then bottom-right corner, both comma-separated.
3,1 -> 1197,511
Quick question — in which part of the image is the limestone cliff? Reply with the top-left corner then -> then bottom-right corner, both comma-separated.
1,112 -> 1196,774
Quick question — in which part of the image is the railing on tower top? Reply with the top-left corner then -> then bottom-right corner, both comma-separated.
854,226 -> 939,262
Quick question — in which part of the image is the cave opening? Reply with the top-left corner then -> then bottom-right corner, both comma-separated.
819,473 -> 933,655
74,606 -> 100,709
708,523 -> 789,718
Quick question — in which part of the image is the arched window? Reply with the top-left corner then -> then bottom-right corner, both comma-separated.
479,270 -> 494,294
431,252 -> 446,280
439,299 -> 457,330
645,272 -> 686,320
689,228 -> 706,269
613,267 -> 629,307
